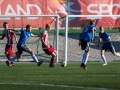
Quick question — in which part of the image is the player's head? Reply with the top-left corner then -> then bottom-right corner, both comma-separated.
90,19 -> 96,25
3,22 -> 8,29
99,26 -> 104,33
26,24 -> 32,32
45,24 -> 51,31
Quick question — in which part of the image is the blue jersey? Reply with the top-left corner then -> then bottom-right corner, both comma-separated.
99,32 -> 113,47
18,30 -> 33,45
80,25 -> 96,42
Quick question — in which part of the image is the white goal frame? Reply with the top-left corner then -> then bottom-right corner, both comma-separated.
65,15 -> 120,64
0,15 -> 59,63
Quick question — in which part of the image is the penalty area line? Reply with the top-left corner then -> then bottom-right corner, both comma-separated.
0,82 -> 115,90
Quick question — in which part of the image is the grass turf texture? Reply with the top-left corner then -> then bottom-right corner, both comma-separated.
0,62 -> 120,90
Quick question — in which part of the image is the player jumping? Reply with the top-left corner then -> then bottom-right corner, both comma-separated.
79,19 -> 96,70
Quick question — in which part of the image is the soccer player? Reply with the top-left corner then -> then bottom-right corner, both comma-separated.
9,24 -> 43,66
41,24 -> 57,67
0,22 -> 18,67
79,19 -> 96,70
97,26 -> 120,66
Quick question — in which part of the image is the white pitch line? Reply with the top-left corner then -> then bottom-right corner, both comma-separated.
0,82 -> 116,90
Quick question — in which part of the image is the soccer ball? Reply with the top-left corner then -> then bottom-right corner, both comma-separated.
60,61 -> 67,67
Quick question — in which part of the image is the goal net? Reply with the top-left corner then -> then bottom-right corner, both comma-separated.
0,15 -> 59,63
1,15 -> 120,64
63,15 -> 120,64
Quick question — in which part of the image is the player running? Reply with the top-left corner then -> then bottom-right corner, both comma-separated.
97,26 -> 120,66
0,22 -> 18,67
41,24 -> 57,67
79,19 -> 96,70
8,24 -> 43,66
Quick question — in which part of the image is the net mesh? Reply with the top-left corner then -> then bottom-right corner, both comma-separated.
0,16 -> 120,62
0,16 -> 57,62
64,16 -> 120,62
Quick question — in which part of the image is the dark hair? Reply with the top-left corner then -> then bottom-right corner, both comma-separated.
3,22 -> 8,28
26,24 -> 31,29
90,19 -> 96,25
45,24 -> 50,29
99,26 -> 103,30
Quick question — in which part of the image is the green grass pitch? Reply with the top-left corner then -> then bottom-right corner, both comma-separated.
0,62 -> 120,90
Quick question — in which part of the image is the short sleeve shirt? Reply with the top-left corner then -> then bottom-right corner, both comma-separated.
99,32 -> 113,47
18,30 -> 33,45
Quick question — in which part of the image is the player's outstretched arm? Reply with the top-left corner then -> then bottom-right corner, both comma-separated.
11,29 -> 19,32
32,34 -> 41,37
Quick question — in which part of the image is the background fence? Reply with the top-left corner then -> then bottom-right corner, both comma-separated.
0,28 -> 120,62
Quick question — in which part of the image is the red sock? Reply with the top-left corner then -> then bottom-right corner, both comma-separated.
50,58 -> 55,65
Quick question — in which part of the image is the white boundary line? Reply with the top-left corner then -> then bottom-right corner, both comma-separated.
0,82 -> 116,90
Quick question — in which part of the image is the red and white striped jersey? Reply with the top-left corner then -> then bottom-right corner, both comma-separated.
2,29 -> 15,46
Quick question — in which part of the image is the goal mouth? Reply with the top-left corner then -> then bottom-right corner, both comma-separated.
0,15 -> 59,63
64,15 -> 120,63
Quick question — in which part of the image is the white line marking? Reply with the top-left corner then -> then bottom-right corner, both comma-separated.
0,82 -> 116,90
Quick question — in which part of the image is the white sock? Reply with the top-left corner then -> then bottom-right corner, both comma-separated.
82,52 -> 86,63
101,54 -> 107,63
10,55 -> 17,61
84,53 -> 89,65
116,53 -> 120,57
31,54 -> 39,64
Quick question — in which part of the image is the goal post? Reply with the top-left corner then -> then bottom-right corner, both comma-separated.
64,15 -> 120,64
0,15 -> 59,63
